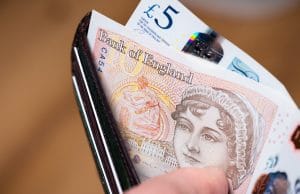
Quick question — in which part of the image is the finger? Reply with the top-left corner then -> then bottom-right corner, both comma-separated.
125,167 -> 229,194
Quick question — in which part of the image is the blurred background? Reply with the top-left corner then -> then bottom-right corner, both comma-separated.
0,0 -> 299,194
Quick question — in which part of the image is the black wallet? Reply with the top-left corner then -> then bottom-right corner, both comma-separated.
71,12 -> 140,194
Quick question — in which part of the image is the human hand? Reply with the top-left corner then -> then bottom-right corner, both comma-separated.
125,167 -> 229,194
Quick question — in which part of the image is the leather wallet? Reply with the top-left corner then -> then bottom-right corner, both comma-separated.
71,12 -> 140,194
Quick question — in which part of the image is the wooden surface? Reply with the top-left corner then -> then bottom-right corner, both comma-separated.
0,1 -> 299,194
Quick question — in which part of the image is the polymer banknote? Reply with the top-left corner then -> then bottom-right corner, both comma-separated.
249,120 -> 300,194
126,0 -> 295,103
87,11 -> 299,193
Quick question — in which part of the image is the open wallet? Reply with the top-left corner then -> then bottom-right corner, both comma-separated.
71,1 -> 300,193
71,12 -> 140,194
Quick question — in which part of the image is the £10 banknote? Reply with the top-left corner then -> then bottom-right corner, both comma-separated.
86,11 -> 299,193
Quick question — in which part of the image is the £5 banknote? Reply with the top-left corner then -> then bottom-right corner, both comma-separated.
126,0 -> 295,104
249,118 -> 300,194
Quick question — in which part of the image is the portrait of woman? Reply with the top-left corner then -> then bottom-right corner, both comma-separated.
171,85 -> 264,190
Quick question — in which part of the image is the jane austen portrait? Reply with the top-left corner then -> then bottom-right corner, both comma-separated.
171,85 -> 264,190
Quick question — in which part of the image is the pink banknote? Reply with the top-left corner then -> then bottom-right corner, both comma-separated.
87,11 -> 299,193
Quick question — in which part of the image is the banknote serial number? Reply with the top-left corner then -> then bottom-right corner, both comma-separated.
96,47 -> 107,72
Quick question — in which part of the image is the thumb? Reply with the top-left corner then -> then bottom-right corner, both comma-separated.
125,167 -> 229,194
